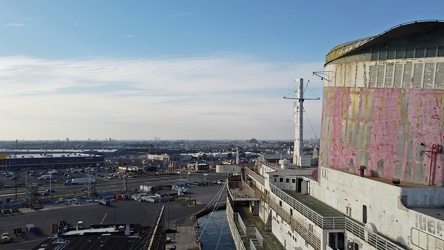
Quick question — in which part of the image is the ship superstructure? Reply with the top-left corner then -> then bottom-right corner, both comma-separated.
226,20 -> 444,250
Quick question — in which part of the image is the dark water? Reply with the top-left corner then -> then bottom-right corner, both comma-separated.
197,209 -> 235,250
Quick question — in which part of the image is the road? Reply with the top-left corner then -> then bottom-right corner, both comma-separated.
0,171 -> 224,202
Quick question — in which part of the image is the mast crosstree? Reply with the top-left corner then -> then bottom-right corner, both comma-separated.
284,78 -> 319,166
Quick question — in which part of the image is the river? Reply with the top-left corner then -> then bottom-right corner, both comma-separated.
197,209 -> 235,250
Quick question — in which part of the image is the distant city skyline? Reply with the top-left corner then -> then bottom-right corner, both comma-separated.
0,1 -> 442,140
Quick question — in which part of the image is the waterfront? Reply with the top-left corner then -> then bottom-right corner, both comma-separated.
198,209 -> 235,250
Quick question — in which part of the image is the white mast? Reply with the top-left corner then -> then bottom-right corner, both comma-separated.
284,78 -> 319,166
294,78 -> 304,165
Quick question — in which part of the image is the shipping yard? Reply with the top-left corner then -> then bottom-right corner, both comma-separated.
0,139 -> 303,249
0,174 -> 227,250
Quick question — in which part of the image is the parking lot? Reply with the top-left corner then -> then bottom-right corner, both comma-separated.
2,166 -> 223,199
1,166 -> 117,188
0,181 -> 225,250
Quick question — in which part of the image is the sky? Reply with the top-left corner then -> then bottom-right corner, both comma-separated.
0,1 -> 443,141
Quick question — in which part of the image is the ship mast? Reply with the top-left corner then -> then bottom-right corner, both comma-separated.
284,78 -> 319,166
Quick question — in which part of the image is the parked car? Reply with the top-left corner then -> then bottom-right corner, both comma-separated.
1,232 -> 11,243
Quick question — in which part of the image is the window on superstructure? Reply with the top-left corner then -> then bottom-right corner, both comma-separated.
426,47 -> 437,57
290,209 -> 293,216
286,178 -> 289,183
371,50 -> 379,61
280,178 -> 283,182
405,49 -> 414,58
279,200 -> 282,207
381,50 -> 388,60
438,46 -> 444,57
395,49 -> 405,59
346,206 -> 352,216
292,179 -> 295,183
387,50 -> 396,60
415,48 -> 425,58
363,205 -> 367,224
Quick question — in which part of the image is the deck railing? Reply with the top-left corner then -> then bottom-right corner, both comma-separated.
345,218 -> 406,250
268,196 -> 322,250
254,227 -> 264,247
253,160 -> 406,250
249,239 -> 260,250
226,199 -> 265,250
226,202 -> 247,250
237,212 -> 247,235
269,183 -> 345,229
245,167 -> 265,186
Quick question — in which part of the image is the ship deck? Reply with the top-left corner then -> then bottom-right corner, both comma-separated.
234,205 -> 286,250
284,190 -> 344,217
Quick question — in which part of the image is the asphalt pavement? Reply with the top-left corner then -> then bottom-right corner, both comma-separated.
0,181 -> 225,250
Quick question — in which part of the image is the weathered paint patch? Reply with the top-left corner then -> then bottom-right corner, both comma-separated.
349,158 -> 354,172
397,91 -> 409,126
396,129 -> 406,156
413,162 -> 424,184
320,86 -> 444,185
406,133 -> 414,160
394,162 -> 403,179
357,122 -> 365,150
377,159 -> 384,177
351,120 -> 358,148
438,221 -> 443,238
404,161 -> 412,181
428,220 -> 435,234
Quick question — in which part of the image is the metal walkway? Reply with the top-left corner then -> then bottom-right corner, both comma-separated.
233,205 -> 286,250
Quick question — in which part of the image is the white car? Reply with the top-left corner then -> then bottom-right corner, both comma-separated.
1,232 -> 11,243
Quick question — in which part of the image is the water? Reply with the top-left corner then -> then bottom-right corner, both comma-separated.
198,209 -> 235,250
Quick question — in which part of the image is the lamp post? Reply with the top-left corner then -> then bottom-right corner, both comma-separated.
14,177 -> 17,202
167,194 -> 170,229
113,200 -> 116,225
188,173 -> 191,205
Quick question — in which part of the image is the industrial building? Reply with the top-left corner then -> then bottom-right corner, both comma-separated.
226,20 -> 444,250
0,150 -> 104,171
31,206 -> 167,250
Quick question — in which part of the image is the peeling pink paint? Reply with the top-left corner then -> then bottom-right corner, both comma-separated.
320,87 -> 444,186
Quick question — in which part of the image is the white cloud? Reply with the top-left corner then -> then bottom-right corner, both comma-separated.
2,23 -> 25,27
0,55 -> 324,140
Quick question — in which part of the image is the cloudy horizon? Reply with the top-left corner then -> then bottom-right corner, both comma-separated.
0,54 -> 324,141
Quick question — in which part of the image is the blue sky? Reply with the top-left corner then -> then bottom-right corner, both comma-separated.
0,1 -> 443,141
